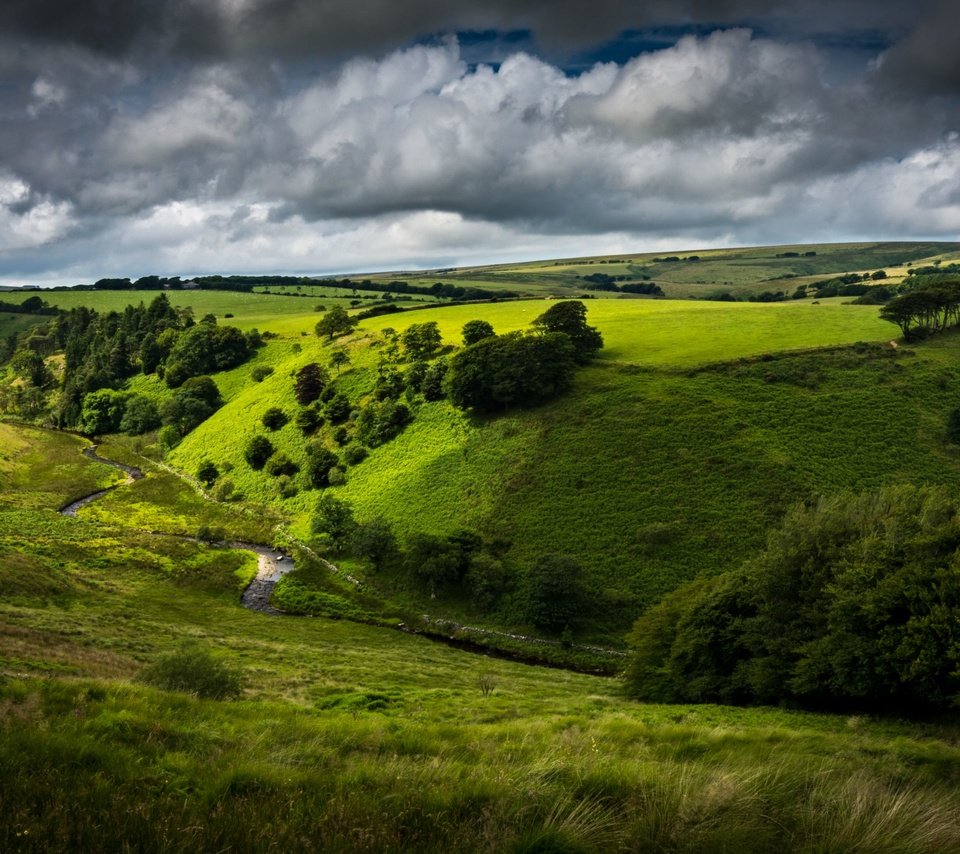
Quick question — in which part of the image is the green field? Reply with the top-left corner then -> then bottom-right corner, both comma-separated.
36,289 -> 359,336
363,241 -> 960,299
2,424 -> 960,851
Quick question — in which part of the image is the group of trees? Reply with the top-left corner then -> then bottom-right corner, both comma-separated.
625,485 -> 960,712
444,301 -> 603,413
1,293 -> 260,433
880,279 -> 960,338
310,494 -> 588,626
577,273 -> 664,296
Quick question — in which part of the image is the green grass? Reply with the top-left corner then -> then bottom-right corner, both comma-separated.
36,289 -> 358,336
3,419 -> 960,852
166,297 -> 939,642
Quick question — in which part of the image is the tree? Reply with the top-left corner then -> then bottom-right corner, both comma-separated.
244,435 -> 274,470
79,389 -> 129,435
311,494 -> 357,551
401,322 -> 442,360
265,452 -> 299,477
315,306 -> 355,340
465,552 -> 507,612
445,332 -> 575,412
524,554 -> 587,632
406,533 -> 460,598
355,400 -> 411,447
531,300 -> 603,363
352,516 -> 398,571
10,349 -> 53,389
119,395 -> 160,435
294,362 -> 328,405
295,407 -> 323,435
304,445 -> 340,488
325,393 -> 352,424
197,460 -> 219,487
462,319 -> 495,347
421,357 -> 448,401
262,407 -> 289,430
329,348 -> 351,375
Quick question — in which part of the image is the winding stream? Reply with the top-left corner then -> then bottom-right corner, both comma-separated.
59,442 -> 294,614
57,437 -> 623,673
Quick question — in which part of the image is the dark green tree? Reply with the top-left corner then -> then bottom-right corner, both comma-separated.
352,516 -> 398,571
524,554 -> 587,632
262,407 -> 289,430
311,494 -> 357,551
295,362 -> 328,405
244,435 -> 274,470
197,460 -> 219,487
315,306 -> 355,340
401,322 -> 442,360
462,319 -> 495,347
531,300 -> 603,363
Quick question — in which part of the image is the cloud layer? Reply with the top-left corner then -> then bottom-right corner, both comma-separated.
0,2 -> 958,282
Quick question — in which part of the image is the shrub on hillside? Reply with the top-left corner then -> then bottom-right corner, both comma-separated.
262,407 -> 289,430
625,485 -> 960,712
140,643 -> 244,699
244,435 -> 274,470
265,452 -> 299,477
251,365 -> 274,382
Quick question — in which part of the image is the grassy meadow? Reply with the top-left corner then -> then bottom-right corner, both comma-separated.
2,423 -> 960,851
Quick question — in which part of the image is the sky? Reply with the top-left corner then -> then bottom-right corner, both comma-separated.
0,0 -> 958,285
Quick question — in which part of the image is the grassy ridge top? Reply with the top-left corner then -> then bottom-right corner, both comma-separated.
359,298 -> 895,366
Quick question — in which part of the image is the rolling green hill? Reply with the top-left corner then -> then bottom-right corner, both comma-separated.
157,294 -> 960,643
2,423 -> 959,851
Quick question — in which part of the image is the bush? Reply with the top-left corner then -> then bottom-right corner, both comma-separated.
196,525 -> 226,544
305,446 -> 340,488
262,407 -> 289,430
244,435 -> 274,470
295,407 -> 323,435
343,443 -> 368,465
211,477 -> 237,502
251,365 -> 274,382
197,460 -> 219,487
265,452 -> 299,477
355,400 -> 411,447
325,393 -> 352,424
275,475 -> 298,498
139,643 -> 244,699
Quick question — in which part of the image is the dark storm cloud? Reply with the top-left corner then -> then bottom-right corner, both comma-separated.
0,0 -> 937,58
0,0 -> 957,282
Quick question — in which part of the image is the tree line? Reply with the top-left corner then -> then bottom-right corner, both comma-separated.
626,485 -> 960,713
880,278 -> 960,338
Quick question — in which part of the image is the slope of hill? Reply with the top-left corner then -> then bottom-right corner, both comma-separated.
160,294 -> 960,642
2,425 -> 959,851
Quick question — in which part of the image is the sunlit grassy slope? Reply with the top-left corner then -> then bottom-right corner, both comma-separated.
37,289 -> 358,334
360,298 -> 895,366
170,296 -> 960,639
3,425 -> 960,852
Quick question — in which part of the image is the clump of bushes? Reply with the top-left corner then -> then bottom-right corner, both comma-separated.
139,643 -> 245,699
626,485 -> 960,713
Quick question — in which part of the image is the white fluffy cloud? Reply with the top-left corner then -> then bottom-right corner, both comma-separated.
0,27 -> 958,283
